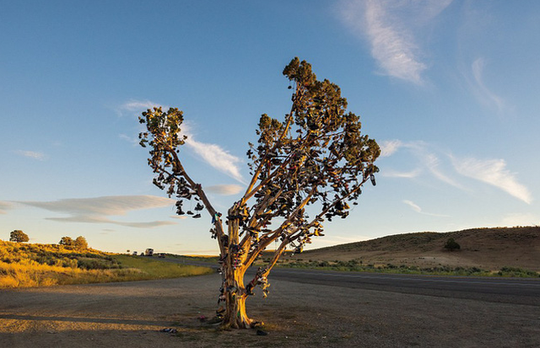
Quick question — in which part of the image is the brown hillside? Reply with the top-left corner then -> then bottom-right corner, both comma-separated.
291,226 -> 540,271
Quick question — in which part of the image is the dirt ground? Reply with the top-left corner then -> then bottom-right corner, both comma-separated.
1,273 -> 539,348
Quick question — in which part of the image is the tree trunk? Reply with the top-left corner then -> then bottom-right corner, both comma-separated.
222,292 -> 252,329
220,266 -> 254,329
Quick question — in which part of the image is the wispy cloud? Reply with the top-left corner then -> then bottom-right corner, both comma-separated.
206,184 -> 244,195
0,201 -> 12,214
363,1 -> 426,83
117,99 -> 160,116
15,150 -> 47,161
470,58 -> 506,114
451,156 -> 532,204
181,124 -> 245,183
379,140 -> 403,157
380,140 -> 462,187
423,153 -> 463,189
403,199 -> 422,213
380,139 -> 532,204
46,215 -> 176,228
19,195 -> 178,228
403,199 -> 449,217
338,0 -> 452,84
382,169 -> 421,179
119,133 -> 139,146
120,99 -> 245,183
185,138 -> 245,183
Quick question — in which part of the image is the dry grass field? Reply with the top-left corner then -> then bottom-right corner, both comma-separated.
283,226 -> 540,272
0,241 -> 212,288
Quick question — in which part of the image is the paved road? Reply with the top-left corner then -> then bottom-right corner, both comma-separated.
165,258 -> 540,306
270,268 -> 540,306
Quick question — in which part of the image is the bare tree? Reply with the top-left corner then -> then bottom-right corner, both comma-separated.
139,58 -> 380,329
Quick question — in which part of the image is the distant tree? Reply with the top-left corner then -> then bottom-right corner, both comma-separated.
74,236 -> 88,250
139,57 -> 380,329
444,238 -> 461,251
59,236 -> 74,247
9,230 -> 29,243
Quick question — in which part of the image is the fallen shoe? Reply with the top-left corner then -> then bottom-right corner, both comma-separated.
160,328 -> 178,333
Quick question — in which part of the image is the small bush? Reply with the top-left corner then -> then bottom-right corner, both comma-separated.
444,238 -> 461,251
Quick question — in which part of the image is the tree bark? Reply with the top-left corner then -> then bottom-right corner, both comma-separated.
220,266 -> 254,329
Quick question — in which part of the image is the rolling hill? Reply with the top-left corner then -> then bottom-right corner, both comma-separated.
291,226 -> 540,272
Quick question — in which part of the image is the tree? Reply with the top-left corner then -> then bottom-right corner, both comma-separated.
139,57 -> 380,329
74,236 -> 88,250
444,238 -> 461,251
9,230 -> 29,243
59,236 -> 74,247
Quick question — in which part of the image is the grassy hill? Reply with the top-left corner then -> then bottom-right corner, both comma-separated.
0,240 -> 212,289
286,226 -> 540,273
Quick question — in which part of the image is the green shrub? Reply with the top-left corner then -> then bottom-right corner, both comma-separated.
444,238 -> 461,251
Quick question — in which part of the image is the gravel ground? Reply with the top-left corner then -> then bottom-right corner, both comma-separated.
0,273 -> 539,347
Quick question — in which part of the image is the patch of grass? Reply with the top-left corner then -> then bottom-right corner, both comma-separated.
0,240 -> 213,289
278,260 -> 540,278
497,266 -> 540,278
167,254 -> 219,263
112,255 -> 213,279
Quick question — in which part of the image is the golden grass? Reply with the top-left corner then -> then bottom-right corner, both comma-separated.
0,240 -> 213,289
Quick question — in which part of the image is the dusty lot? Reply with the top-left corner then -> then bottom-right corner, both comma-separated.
1,273 -> 539,348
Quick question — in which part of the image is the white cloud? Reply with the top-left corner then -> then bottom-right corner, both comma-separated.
364,1 -> 426,83
170,215 -> 188,220
205,184 -> 244,195
381,140 -> 463,188
382,169 -> 421,179
122,101 -> 245,183
16,150 -> 47,161
119,133 -> 139,146
117,99 -> 161,116
423,153 -> 463,189
338,0 -> 452,84
379,139 -> 403,157
471,58 -> 506,114
185,138 -> 245,183
451,156 -> 532,204
380,139 -> 532,204
403,199 -> 449,217
403,199 -> 422,213
46,215 -> 176,228
181,124 -> 245,183
0,201 -> 12,214
19,195 -> 178,228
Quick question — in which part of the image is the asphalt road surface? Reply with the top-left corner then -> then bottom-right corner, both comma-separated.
167,258 -> 540,306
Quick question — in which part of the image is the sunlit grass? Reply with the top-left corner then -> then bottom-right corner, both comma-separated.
0,240 -> 213,289
112,255 -> 214,279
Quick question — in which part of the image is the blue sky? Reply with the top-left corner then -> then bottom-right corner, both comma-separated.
1,1 -> 539,254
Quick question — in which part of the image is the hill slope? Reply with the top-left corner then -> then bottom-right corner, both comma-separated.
294,226 -> 540,271
0,240 -> 212,288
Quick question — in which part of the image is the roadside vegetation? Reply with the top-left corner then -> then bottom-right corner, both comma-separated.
0,240 -> 213,289
277,259 -> 540,278
173,254 -> 539,278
